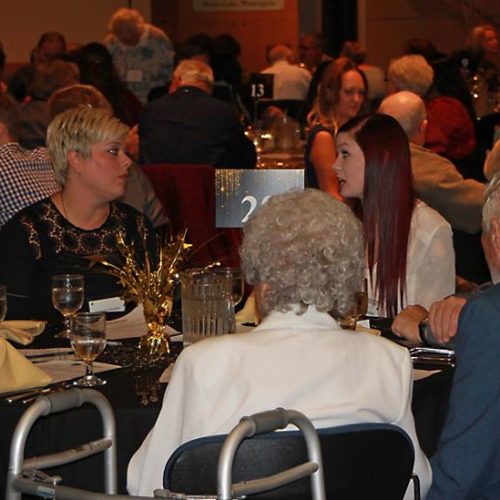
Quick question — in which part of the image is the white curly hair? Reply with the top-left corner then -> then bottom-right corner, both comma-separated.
241,189 -> 364,316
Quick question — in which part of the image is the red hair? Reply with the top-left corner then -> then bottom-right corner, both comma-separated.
338,113 -> 415,317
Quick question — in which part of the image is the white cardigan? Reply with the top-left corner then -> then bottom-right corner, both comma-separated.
368,200 -> 455,316
127,306 -> 431,497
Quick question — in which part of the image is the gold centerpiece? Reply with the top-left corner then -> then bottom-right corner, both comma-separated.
95,230 -> 190,356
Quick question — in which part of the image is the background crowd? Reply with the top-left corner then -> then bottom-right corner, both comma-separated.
0,7 -> 500,499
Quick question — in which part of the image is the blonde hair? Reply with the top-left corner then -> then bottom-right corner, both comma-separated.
47,106 -> 129,186
108,8 -> 145,43
307,57 -> 366,131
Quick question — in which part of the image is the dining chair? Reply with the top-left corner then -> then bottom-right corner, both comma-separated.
164,421 -> 420,500
140,163 -> 242,268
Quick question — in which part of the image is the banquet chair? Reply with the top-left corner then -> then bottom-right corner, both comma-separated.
140,163 -> 241,268
164,420 -> 420,500
164,408 -> 325,500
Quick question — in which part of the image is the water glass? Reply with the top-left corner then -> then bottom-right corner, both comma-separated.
181,269 -> 234,347
52,274 -> 84,338
0,284 -> 6,322
70,312 -> 107,387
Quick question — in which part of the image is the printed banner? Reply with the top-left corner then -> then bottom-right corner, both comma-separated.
193,0 -> 284,12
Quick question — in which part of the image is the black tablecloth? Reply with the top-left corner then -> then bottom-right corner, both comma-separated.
0,322 -> 453,496
0,331 -> 179,496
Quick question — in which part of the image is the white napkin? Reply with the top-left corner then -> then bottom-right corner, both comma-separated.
235,292 -> 259,326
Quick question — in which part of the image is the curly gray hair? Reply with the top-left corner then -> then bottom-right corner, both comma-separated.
241,189 -> 364,316
388,55 -> 434,97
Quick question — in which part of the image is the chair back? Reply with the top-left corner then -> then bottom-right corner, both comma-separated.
164,422 -> 417,500
140,163 -> 241,267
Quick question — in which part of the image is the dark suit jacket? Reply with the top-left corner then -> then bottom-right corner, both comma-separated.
428,282 -> 500,499
139,85 -> 256,168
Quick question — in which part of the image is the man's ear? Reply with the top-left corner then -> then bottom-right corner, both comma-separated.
419,118 -> 428,137
490,217 -> 500,255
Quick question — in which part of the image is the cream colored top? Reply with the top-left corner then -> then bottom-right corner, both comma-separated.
367,200 -> 455,316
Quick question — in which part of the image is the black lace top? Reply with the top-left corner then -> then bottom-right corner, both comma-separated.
0,198 -> 155,321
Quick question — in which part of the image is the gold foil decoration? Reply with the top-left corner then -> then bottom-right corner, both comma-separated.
95,229 -> 191,356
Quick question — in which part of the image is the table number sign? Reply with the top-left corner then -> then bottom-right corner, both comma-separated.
248,73 -> 274,100
215,169 -> 304,228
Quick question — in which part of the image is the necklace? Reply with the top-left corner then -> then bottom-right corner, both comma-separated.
59,192 -> 110,228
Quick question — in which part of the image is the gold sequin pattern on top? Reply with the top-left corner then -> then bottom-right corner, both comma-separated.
19,200 -> 146,260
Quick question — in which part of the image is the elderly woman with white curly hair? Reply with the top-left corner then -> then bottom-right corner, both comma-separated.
127,189 -> 431,497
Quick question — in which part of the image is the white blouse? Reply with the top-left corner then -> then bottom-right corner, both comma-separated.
367,200 -> 455,317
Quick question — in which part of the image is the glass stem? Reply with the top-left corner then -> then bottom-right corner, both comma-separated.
64,317 -> 71,334
85,361 -> 93,378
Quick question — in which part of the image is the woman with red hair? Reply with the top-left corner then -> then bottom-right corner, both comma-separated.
334,113 -> 455,317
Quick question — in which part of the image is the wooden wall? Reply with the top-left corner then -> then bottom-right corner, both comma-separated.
360,0 -> 500,71
153,0 -> 299,73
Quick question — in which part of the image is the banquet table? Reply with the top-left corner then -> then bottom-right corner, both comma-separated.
0,321 -> 453,497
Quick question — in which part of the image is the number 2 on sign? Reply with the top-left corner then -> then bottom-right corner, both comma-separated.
241,195 -> 271,223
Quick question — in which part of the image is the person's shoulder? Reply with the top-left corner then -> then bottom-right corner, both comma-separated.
413,200 -> 451,229
1,197 -> 50,232
466,282 -> 500,312
146,24 -> 167,38
103,33 -> 117,49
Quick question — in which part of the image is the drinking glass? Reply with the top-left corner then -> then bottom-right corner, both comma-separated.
70,312 -> 107,387
52,274 -> 84,339
213,267 -> 245,307
0,284 -> 7,322
181,269 -> 233,346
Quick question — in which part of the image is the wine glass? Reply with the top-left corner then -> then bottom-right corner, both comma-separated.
52,274 -> 85,339
0,284 -> 7,322
70,312 -> 107,387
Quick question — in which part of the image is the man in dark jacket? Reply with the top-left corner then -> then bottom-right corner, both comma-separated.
139,59 -> 256,169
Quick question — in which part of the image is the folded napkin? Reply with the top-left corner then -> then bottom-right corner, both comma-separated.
235,292 -> 260,326
355,324 -> 381,336
0,320 -> 46,345
0,338 -> 53,394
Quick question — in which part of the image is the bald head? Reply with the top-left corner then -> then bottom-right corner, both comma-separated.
379,91 -> 427,145
268,44 -> 293,64
171,59 -> 214,94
